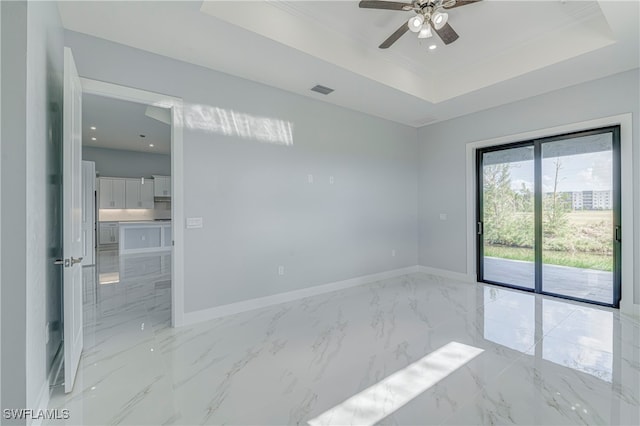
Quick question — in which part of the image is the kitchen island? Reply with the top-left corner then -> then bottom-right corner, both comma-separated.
118,221 -> 172,254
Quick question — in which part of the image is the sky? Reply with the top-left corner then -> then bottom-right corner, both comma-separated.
506,150 -> 612,194
485,132 -> 614,194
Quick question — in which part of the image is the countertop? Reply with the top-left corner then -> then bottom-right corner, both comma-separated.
118,220 -> 172,225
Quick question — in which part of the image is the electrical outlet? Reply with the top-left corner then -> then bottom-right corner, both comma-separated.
439,213 -> 448,221
329,176 -> 335,184
278,266 -> 285,276
391,249 -> 396,257
186,217 -> 204,229
307,174 -> 314,184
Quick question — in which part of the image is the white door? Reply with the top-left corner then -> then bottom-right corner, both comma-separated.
125,178 -> 141,208
98,177 -> 112,209
140,179 -> 155,209
63,47 -> 84,393
82,161 -> 96,266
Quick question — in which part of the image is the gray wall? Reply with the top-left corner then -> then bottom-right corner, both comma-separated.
65,31 -> 419,313
417,69 -> 639,303
83,146 -> 170,178
1,0 -> 64,419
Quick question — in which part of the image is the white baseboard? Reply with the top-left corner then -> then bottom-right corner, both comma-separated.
182,266 -> 420,326
29,380 -> 50,426
417,266 -> 474,283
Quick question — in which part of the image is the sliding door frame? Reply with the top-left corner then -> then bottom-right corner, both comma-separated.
476,126 -> 621,308
476,140 -> 535,293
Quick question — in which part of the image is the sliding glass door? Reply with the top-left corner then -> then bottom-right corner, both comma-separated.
477,127 -> 621,307
478,144 -> 535,290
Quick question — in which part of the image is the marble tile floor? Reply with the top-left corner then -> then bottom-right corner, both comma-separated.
47,251 -> 640,425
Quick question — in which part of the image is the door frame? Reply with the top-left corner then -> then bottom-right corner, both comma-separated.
465,114 -> 637,317
475,127 -> 621,307
475,140 -> 535,293
80,78 -> 185,327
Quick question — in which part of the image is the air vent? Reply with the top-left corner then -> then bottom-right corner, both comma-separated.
311,85 -> 334,95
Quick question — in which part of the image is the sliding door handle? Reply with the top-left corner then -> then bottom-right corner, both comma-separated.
477,221 -> 483,235
615,226 -> 621,242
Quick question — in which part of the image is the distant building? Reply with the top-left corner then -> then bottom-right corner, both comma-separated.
570,190 -> 612,210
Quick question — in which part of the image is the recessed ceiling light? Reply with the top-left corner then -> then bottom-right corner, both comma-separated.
429,44 -> 437,50
90,126 -> 96,130
149,143 -> 154,147
91,137 -> 97,141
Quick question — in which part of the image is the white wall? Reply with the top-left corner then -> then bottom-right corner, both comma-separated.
1,0 -> 64,420
417,69 -> 639,307
1,1 -> 29,417
83,146 -> 170,178
64,31 -> 419,315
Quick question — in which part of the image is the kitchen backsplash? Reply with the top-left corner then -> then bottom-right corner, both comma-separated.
99,200 -> 172,222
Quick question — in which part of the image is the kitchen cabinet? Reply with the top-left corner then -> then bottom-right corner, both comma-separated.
125,178 -> 154,209
119,221 -> 172,254
99,222 -> 119,245
152,175 -> 171,197
99,178 -> 125,209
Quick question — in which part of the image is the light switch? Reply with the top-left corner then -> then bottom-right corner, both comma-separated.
329,176 -> 335,184
186,217 -> 203,229
307,174 -> 314,184
439,213 -> 448,221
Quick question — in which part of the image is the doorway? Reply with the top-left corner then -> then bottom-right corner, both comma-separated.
476,126 -> 621,307
78,78 -> 184,327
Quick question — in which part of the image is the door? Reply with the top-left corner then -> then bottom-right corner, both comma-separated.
154,176 -> 170,197
477,144 -> 535,290
140,179 -> 154,208
81,161 -> 95,265
62,47 -> 84,393
125,178 -> 142,208
477,127 -> 621,307
539,129 -> 621,305
98,177 -> 112,209
99,178 -> 126,208
99,223 -> 112,245
112,178 -> 126,208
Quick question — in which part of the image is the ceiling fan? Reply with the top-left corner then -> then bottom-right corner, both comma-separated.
359,0 -> 481,49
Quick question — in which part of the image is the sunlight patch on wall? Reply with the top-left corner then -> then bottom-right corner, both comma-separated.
308,342 -> 484,426
167,102 -> 294,146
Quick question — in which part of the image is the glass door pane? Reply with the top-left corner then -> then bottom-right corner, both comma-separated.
481,145 -> 535,289
540,132 -> 616,304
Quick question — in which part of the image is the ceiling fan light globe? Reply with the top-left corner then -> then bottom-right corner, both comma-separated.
432,12 -> 448,30
418,24 -> 433,39
408,15 -> 425,33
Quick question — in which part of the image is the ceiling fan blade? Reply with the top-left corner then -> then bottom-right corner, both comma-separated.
359,1 -> 414,11
433,22 -> 459,45
443,0 -> 482,9
379,22 -> 410,49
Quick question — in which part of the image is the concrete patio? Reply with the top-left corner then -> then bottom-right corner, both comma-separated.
484,257 -> 613,304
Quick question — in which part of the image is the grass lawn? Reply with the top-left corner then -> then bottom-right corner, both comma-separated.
484,244 -> 613,272
567,210 -> 612,226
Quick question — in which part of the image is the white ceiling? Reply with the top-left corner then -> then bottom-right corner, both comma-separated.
83,94 -> 171,154
60,1 -> 639,127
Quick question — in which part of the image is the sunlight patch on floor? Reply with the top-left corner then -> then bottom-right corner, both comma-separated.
308,342 -> 484,426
